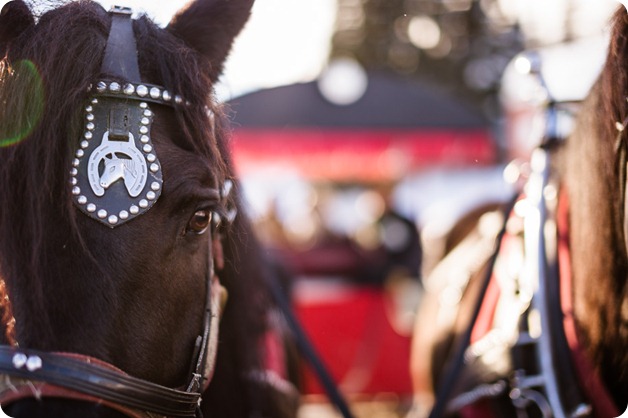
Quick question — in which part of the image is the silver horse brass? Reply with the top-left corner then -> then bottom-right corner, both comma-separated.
71,96 -> 163,228
88,132 -> 147,198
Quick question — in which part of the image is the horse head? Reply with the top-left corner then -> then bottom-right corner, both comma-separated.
98,153 -> 138,195
0,1 -> 288,417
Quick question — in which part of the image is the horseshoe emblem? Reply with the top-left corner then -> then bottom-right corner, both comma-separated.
71,96 -> 163,228
88,132 -> 147,198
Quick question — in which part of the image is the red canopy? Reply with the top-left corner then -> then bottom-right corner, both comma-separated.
228,71 -> 496,181
232,128 -> 494,182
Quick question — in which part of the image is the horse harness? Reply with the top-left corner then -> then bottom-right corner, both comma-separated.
426,102 -> 620,418
0,7 -> 231,417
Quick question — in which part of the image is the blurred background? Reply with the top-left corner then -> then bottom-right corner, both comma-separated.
221,2 -> 619,417
9,0 -> 622,416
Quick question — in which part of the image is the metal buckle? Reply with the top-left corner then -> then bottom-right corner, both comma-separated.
109,5 -> 132,16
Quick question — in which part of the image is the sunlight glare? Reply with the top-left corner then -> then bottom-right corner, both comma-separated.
0,60 -> 44,148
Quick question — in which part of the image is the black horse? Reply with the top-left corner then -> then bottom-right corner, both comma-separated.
0,1 -> 298,417
409,7 -> 628,418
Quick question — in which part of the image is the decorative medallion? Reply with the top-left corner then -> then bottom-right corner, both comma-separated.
71,86 -> 164,228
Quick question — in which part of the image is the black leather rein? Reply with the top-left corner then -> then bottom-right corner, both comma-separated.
0,346 -> 201,417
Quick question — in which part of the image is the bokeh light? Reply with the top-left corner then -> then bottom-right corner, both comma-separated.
407,15 -> 441,50
0,60 -> 44,148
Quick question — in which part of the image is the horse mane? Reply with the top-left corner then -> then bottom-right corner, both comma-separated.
0,1 -> 273,414
561,6 -> 628,406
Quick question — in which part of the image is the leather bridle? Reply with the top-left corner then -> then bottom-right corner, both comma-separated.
0,7 -> 226,417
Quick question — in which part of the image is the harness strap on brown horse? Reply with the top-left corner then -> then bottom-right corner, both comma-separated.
427,192 -> 520,418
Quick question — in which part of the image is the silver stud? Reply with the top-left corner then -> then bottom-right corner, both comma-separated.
223,180 -> 233,197
143,110 -> 153,117
72,159 -> 80,167
572,404 -> 592,417
70,168 -> 78,176
86,122 -> 95,131
130,205 -> 139,215
137,85 -> 148,97
150,87 -> 160,99
87,204 -> 96,213
109,82 -> 121,92
108,215 -> 119,225
123,84 -> 135,95
72,186 -> 80,195
150,163 -> 159,173
86,113 -> 94,122
85,105 -> 93,112
162,90 -> 171,101
78,196 -> 87,205
76,149 -> 84,158
139,126 -> 148,135
143,144 -> 152,153
151,182 -> 161,191
97,209 -> 107,219
119,210 -> 129,220
70,177 -> 77,186
139,199 -> 149,208
147,191 -> 156,200
146,154 -> 156,163
175,95 -> 183,105
84,132 -> 93,140
96,81 -> 107,93
26,355 -> 43,372
140,135 -> 149,144
81,140 -> 89,149
141,117 -> 150,125
12,353 -> 27,369
139,102 -> 148,109
91,98 -> 99,104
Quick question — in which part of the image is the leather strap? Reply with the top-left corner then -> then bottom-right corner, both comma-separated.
557,189 -> 619,418
101,6 -> 141,82
0,347 -> 200,417
0,378 -> 157,418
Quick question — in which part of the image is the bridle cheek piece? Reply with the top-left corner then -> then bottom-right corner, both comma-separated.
0,6 -> 224,417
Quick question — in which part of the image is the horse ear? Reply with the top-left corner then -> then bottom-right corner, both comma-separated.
167,0 -> 254,83
0,1 -> 34,55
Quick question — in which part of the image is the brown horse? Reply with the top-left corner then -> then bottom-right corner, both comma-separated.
409,7 -> 628,418
0,1 -> 298,417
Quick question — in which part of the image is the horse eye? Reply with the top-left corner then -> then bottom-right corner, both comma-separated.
187,209 -> 212,235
